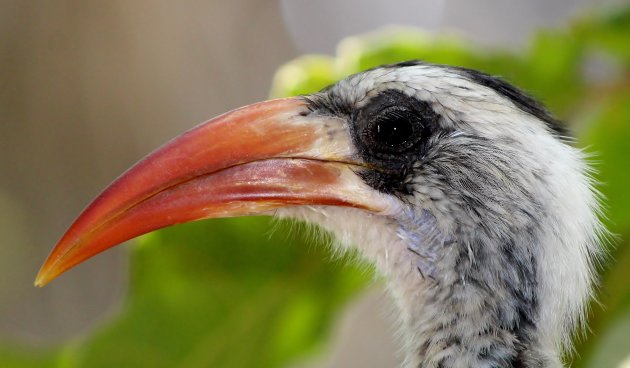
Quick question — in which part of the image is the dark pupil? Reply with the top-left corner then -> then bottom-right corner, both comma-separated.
374,117 -> 413,148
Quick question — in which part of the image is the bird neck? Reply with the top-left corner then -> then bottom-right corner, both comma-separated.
389,211 -> 562,368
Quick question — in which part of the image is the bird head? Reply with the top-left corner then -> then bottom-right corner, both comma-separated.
36,61 -> 603,367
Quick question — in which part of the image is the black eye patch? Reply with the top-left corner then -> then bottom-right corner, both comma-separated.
350,89 -> 441,195
353,89 -> 439,164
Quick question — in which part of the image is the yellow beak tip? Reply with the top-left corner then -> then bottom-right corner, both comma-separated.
34,270 -> 51,288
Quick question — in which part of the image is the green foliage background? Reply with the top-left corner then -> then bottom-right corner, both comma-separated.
2,6 -> 630,368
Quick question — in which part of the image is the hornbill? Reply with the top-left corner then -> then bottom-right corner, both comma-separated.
36,61 -> 604,368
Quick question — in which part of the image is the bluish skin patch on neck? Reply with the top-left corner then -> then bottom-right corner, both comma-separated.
399,209 -> 453,280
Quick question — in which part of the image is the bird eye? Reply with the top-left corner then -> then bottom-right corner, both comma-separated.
354,89 -> 436,159
365,108 -> 421,153
371,112 -> 415,149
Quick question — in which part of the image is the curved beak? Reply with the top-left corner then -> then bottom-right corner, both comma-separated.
35,97 -> 392,286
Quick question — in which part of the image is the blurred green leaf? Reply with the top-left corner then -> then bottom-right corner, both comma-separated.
574,90 -> 630,368
270,56 -> 337,97
0,345 -> 59,368
576,7 -> 630,65
581,91 -> 630,233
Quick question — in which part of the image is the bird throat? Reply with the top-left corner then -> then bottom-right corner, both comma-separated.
392,211 -> 554,368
